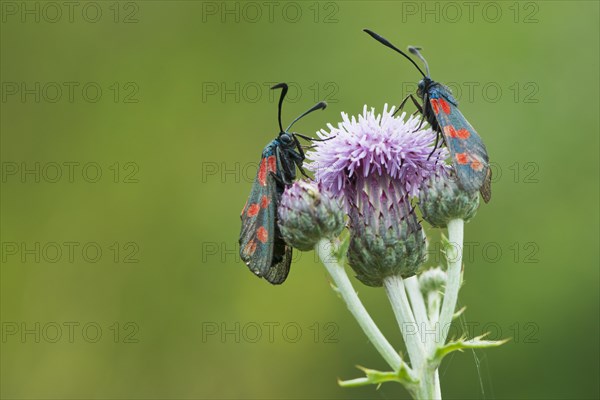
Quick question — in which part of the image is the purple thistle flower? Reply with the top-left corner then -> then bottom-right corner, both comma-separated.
306,104 -> 448,285
306,104 -> 449,202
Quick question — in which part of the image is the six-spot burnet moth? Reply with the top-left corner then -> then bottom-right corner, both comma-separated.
364,29 -> 492,203
239,83 -> 327,284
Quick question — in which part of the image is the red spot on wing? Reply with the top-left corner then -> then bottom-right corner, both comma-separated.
266,156 -> 277,173
258,158 -> 267,186
455,153 -> 469,165
257,226 -> 268,243
247,203 -> 260,217
457,129 -> 470,139
243,240 -> 257,256
431,98 -> 439,114
439,98 -> 451,114
444,125 -> 458,138
445,126 -> 470,140
260,195 -> 270,209
471,159 -> 484,171
258,156 -> 277,187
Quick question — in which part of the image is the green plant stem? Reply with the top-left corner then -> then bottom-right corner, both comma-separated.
404,276 -> 429,332
438,218 -> 464,346
384,275 -> 440,399
315,239 -> 406,371
433,370 -> 441,399
383,275 -> 425,368
427,290 -> 442,354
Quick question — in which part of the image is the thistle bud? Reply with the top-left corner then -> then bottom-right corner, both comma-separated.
418,171 -> 479,228
418,267 -> 447,296
278,180 -> 345,251
347,173 -> 428,287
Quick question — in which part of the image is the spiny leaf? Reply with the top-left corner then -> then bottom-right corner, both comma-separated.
329,281 -> 341,297
453,306 -> 466,320
338,363 -> 418,389
433,334 -> 509,365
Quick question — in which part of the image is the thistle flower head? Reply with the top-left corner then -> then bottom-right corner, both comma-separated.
418,171 -> 480,228
278,180 -> 345,251
306,105 -> 446,286
306,104 -> 449,202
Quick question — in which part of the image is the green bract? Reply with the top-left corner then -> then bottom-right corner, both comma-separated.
278,180 -> 344,251
418,172 -> 480,228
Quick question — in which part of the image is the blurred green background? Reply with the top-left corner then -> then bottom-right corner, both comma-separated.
1,1 -> 598,399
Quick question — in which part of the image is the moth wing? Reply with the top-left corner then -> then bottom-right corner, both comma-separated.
263,225 -> 292,284
430,95 -> 491,202
239,158 -> 291,284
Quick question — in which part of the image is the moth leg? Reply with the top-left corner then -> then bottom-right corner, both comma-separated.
275,147 -> 295,185
414,115 -> 426,131
394,94 -> 422,116
428,131 -> 441,160
297,164 -> 311,179
291,134 -> 306,160
294,158 -> 312,179
284,147 -> 312,180
410,94 -> 424,114
427,129 -> 449,160
393,94 -> 411,116
413,94 -> 428,132
269,171 -> 285,185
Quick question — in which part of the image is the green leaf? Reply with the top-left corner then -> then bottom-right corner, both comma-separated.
433,334 -> 509,365
329,281 -> 341,297
338,363 -> 418,389
440,233 -> 461,264
333,230 -> 350,263
453,306 -> 466,320
440,232 -> 449,249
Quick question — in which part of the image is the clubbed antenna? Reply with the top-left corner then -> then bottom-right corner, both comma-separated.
408,46 -> 431,77
271,83 -> 288,132
286,101 -> 327,132
363,29 -> 427,78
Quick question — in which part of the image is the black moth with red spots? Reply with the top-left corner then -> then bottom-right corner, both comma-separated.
239,83 -> 327,284
364,29 -> 492,203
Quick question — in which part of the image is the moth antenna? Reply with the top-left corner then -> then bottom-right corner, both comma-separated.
271,82 -> 288,132
408,46 -> 430,77
363,29 -> 427,78
286,101 -> 327,132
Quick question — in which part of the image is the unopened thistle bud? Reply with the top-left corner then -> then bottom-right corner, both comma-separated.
418,171 -> 480,228
278,180 -> 345,251
418,266 -> 448,296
